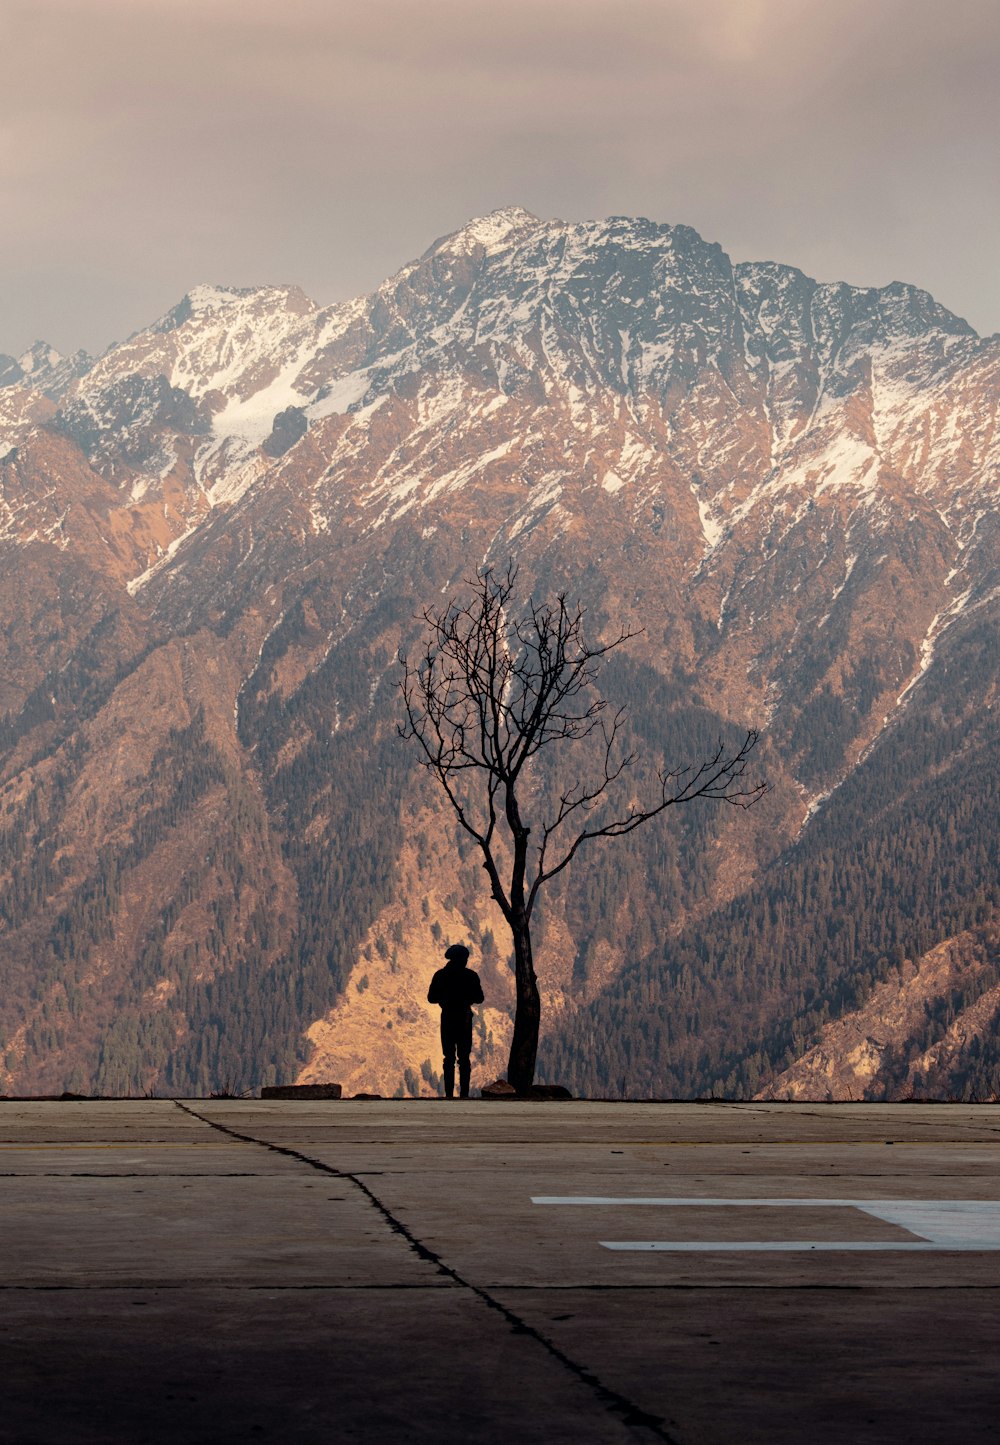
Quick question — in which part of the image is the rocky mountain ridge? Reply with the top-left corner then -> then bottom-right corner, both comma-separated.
1,208 -> 997,1099
757,922 -> 1000,1102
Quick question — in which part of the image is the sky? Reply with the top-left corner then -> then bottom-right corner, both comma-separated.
1,0 -> 998,356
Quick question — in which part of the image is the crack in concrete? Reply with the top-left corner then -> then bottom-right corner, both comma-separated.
173,1100 -> 680,1443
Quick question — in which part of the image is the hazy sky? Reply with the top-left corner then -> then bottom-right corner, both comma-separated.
2,0 -> 998,356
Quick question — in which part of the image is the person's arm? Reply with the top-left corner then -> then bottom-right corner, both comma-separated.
428,972 -> 441,1005
470,972 -> 484,1005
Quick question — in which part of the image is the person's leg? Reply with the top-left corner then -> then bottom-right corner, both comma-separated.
440,1016 -> 456,1098
457,1013 -> 473,1098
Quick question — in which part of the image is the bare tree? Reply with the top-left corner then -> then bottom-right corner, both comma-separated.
398,562 -> 765,1094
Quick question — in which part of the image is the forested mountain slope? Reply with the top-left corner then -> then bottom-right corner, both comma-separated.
0,209 -> 997,1097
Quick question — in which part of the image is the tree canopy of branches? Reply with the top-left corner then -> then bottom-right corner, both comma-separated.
398,562 -> 765,1094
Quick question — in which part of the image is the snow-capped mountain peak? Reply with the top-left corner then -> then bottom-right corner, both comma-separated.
3,209 -> 997,620
429,205 -> 540,258
18,341 -> 62,374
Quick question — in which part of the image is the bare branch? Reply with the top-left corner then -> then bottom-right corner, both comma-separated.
396,560 -> 767,1090
527,729 -> 766,911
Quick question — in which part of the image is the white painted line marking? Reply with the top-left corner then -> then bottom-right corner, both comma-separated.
532,1198 -> 1000,1252
532,1197 -> 998,1208
600,1241 -> 940,1253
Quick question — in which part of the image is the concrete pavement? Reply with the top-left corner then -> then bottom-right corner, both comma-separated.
2,1099 -> 1000,1443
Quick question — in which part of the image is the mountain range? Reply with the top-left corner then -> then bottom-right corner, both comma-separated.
1,206 -> 998,1100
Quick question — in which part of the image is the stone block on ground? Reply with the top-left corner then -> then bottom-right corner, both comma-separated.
260,1083 -> 342,1100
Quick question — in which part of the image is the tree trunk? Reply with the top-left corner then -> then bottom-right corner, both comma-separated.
506,910 -> 540,1095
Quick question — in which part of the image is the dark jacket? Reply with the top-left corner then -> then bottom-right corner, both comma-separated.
428,962 -> 484,1015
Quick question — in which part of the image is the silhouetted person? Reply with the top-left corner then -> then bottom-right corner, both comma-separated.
427,943 -> 484,1098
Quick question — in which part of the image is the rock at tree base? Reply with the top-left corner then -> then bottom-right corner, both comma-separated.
261,1083 -> 342,1100
480,1080 -> 573,1099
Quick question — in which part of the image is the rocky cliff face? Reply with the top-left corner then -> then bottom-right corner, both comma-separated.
0,209 -> 997,1098
757,922 -> 1000,1102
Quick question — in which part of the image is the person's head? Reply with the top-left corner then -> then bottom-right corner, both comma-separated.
443,943 -> 470,968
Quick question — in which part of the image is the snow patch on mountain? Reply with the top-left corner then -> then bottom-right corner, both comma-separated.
896,585 -> 976,707
18,342 -> 61,375
207,363 -> 308,446
309,370 -> 375,420
692,485 -> 724,547
437,206 -> 539,256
